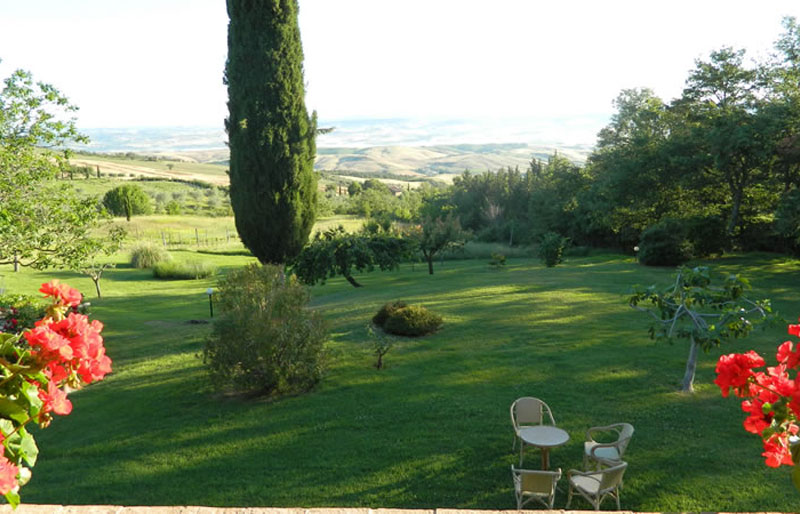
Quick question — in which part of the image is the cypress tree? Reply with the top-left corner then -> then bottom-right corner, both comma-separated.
225,0 -> 317,264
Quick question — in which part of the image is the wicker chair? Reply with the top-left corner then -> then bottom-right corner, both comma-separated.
583,423 -> 634,470
566,461 -> 627,511
511,465 -> 562,509
510,397 -> 555,452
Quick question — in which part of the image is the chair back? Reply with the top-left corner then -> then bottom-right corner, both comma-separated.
512,466 -> 561,495
617,423 -> 634,456
511,397 -> 554,428
598,462 -> 627,492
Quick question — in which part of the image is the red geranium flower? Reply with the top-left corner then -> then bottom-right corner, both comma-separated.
0,455 -> 18,495
38,381 -> 72,416
39,280 -> 82,308
762,434 -> 794,468
715,351 -> 766,398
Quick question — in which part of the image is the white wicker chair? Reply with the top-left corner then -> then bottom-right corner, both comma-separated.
510,397 -> 556,459
583,423 -> 634,470
566,461 -> 627,511
511,465 -> 561,510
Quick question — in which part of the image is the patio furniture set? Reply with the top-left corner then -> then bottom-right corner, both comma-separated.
509,396 -> 634,510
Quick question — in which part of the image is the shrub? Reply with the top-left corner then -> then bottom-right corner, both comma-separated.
637,218 -> 693,266
130,244 -> 171,269
152,260 -> 217,280
685,215 -> 727,257
373,302 -> 442,337
102,183 -> 153,219
538,232 -> 567,267
203,264 -> 328,395
372,301 -> 407,326
0,293 -> 46,333
489,252 -> 506,268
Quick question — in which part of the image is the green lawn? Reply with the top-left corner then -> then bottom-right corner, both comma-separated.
3,252 -> 799,510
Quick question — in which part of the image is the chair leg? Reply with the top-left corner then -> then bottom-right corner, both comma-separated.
566,485 -> 573,509
616,489 -> 621,510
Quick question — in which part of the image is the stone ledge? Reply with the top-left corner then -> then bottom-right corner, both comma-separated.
0,507 -> 648,514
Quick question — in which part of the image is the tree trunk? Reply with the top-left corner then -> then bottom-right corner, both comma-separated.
93,277 -> 102,299
727,186 -> 743,236
344,274 -> 362,288
427,255 -> 434,275
681,336 -> 700,393
13,251 -> 18,273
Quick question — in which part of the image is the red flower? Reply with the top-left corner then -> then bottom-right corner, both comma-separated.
777,340 -> 800,369
742,398 -> 772,435
0,455 -> 18,495
789,319 -> 800,337
38,381 -> 72,416
39,280 -> 82,308
715,351 -> 766,397
762,434 -> 794,468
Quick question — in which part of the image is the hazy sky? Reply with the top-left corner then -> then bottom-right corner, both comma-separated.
1,0 -> 799,136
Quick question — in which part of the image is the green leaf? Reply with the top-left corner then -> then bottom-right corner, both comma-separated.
4,489 -> 19,509
0,399 -> 28,424
18,382 -> 41,418
17,429 -> 37,467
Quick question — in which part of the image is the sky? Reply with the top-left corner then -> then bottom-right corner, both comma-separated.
1,0 -> 800,146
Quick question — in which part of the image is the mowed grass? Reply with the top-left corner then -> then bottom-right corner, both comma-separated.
2,252 -> 800,510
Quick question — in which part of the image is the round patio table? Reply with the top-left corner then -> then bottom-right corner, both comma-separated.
519,425 -> 570,469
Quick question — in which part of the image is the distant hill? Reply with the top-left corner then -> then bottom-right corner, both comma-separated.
74,119 -> 599,178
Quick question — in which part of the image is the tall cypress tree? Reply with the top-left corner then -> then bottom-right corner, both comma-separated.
225,0 -> 317,264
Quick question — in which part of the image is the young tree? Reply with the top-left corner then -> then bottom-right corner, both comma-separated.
66,226 -> 126,299
225,0 -> 317,264
0,64 -> 107,271
629,266 -> 774,392
409,214 -> 468,275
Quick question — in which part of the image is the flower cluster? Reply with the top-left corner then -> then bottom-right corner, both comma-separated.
0,308 -> 18,333
0,281 -> 111,507
715,320 -> 800,469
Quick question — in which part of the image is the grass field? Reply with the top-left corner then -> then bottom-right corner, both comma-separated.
2,251 -> 799,510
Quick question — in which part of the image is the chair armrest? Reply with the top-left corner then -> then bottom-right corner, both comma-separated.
585,423 -> 623,442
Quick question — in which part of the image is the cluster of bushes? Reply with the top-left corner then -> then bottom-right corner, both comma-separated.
203,264 -> 328,396
372,301 -> 443,337
637,216 -> 727,266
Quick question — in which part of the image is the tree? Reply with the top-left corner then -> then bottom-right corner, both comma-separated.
225,0 -> 317,265
102,184 -> 152,221
629,266 -> 774,393
409,214 -> 468,275
291,226 -> 409,287
66,226 -> 126,299
0,64 -> 108,271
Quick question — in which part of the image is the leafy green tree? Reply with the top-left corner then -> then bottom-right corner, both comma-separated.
66,226 -> 126,299
291,226 -> 409,287
409,213 -> 468,275
629,266 -> 774,392
0,64 -> 109,271
225,0 -> 317,264
347,181 -> 362,196
102,184 -> 152,221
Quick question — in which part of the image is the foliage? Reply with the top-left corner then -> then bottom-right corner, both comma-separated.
0,295 -> 45,333
0,281 -> 111,507
152,260 -> 217,280
407,213 -> 468,275
291,226 -> 409,288
537,232 -> 567,267
372,301 -> 408,327
715,327 -> 800,482
202,264 -> 327,396
129,244 -> 171,269
0,65 -> 114,270
102,184 -> 153,221
226,0 -> 317,264
382,304 -> 443,337
488,252 -> 506,269
630,266 -> 774,392
637,218 -> 693,267
774,189 -> 800,254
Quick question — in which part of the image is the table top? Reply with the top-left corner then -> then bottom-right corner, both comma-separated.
519,425 -> 570,448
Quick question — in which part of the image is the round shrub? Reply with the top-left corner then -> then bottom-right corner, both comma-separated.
372,301 -> 408,326
637,218 -> 692,266
130,244 -> 171,269
102,183 -> 153,219
203,264 -> 328,396
383,304 -> 443,337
